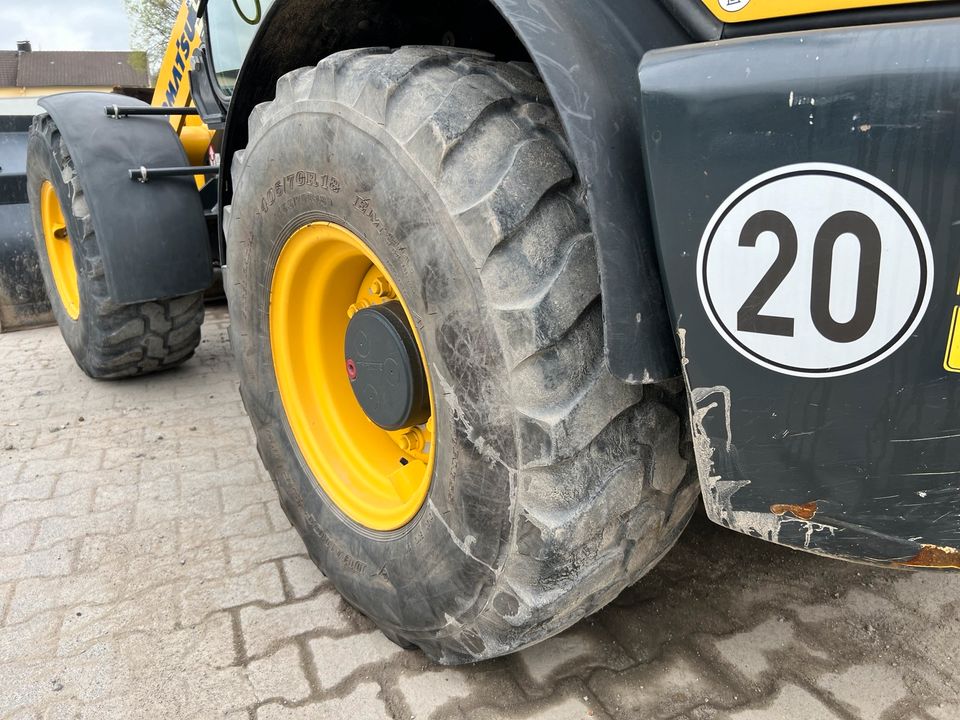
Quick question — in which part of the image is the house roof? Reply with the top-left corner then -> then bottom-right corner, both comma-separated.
0,52 -> 18,86
0,50 -> 149,89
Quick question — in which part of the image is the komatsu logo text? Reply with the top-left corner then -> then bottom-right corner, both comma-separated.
162,1 -> 200,107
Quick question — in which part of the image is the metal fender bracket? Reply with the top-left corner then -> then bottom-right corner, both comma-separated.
129,165 -> 219,183
105,105 -> 199,118
640,19 -> 960,567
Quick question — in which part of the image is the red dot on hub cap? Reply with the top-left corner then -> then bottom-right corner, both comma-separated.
346,359 -> 358,380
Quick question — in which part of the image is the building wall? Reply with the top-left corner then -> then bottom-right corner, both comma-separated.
0,97 -> 41,115
0,85 -> 113,99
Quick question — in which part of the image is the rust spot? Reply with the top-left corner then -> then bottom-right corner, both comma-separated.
770,501 -> 818,521
899,544 -> 960,569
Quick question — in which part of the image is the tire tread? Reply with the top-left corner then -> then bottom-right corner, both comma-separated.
30,114 -> 204,379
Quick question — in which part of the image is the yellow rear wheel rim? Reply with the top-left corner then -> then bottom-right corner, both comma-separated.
40,180 -> 80,320
270,222 -> 436,531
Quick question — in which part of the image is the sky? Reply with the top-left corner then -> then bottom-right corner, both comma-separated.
0,1 -> 132,53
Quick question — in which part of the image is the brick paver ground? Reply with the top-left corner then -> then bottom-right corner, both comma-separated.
2,306 -> 959,719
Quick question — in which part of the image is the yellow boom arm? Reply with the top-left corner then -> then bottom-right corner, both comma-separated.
150,0 -> 215,173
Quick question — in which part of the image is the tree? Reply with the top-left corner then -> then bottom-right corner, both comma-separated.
124,0 -> 182,77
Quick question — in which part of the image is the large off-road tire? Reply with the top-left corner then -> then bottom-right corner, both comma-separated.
26,114 -> 204,379
226,46 -> 699,664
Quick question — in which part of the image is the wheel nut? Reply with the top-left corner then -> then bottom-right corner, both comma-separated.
399,428 -> 424,453
370,277 -> 395,299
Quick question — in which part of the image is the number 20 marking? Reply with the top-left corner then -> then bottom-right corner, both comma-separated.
736,210 -> 882,344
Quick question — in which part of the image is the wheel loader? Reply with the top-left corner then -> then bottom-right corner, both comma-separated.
25,0 -> 960,663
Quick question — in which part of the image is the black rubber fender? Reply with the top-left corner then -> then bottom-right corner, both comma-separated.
37,92 -> 212,304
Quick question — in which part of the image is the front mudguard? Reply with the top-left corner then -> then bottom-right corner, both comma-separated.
37,93 -> 211,304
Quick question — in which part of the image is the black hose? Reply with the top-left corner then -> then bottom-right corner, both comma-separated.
231,0 -> 261,24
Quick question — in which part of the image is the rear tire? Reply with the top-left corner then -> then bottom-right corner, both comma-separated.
226,46 -> 699,663
26,114 -> 204,379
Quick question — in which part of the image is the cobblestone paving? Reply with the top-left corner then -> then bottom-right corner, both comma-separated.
2,306 -> 959,719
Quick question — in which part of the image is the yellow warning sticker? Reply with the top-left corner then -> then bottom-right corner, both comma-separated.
945,303 -> 960,373
701,0 -> 940,24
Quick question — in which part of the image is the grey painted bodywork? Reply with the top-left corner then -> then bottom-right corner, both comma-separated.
0,113 -> 52,332
641,18 -> 960,567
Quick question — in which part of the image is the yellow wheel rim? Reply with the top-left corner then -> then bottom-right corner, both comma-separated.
39,180 -> 80,320
270,222 -> 436,531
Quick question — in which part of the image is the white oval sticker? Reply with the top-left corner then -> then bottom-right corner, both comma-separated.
719,0 -> 751,12
698,163 -> 933,377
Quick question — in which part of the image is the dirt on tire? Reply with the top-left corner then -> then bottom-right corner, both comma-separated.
226,46 -> 700,663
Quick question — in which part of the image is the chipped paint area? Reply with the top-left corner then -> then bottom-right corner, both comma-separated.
769,501 -> 837,549
771,501 -> 818,521
679,326 -> 837,548
898,544 -> 960,569
781,515 -> 837,550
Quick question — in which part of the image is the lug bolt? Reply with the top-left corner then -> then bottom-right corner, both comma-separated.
370,277 -> 395,299
347,299 -> 373,319
398,427 -> 424,453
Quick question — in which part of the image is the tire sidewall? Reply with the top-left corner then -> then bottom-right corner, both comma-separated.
227,101 -> 518,644
26,122 -> 92,365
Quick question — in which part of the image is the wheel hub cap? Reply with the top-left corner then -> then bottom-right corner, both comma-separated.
345,301 -> 431,431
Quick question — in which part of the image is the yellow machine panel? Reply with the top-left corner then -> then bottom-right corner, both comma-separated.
151,0 -> 203,110
151,0 -> 214,176
701,0 -> 941,23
